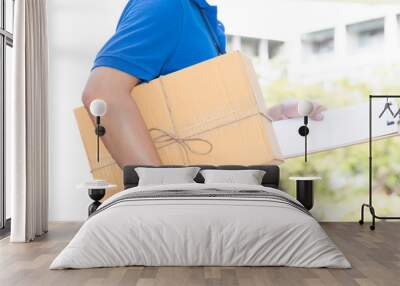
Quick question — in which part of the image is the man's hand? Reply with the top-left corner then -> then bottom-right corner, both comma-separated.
266,100 -> 326,121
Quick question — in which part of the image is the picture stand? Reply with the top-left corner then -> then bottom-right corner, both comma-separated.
359,95 -> 400,230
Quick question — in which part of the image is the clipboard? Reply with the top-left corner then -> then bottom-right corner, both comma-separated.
273,100 -> 399,159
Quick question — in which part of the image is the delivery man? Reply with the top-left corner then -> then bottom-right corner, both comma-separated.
82,0 -> 324,168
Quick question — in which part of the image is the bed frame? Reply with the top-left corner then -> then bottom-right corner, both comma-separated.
123,165 -> 280,189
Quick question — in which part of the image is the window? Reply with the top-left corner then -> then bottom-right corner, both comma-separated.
0,0 -> 14,234
347,18 -> 384,52
268,40 -> 284,59
226,34 -> 234,52
240,36 -> 261,57
301,29 -> 334,60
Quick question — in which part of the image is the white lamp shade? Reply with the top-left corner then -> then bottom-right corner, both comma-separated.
89,99 -> 107,117
298,100 -> 314,116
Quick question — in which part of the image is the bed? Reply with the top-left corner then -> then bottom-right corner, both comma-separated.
50,165 -> 350,269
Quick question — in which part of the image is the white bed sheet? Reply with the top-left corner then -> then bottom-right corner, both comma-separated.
50,183 -> 350,269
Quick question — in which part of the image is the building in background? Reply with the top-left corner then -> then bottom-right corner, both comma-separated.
220,0 -> 400,84
216,0 -> 400,221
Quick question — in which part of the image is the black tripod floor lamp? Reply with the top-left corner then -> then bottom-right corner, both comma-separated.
359,95 -> 400,230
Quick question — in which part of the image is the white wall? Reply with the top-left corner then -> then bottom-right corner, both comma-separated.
48,0 -> 127,221
216,0 -> 400,40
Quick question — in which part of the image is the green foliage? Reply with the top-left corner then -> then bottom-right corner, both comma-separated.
259,64 -> 400,221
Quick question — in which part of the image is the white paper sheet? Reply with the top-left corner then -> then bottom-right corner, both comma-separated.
273,100 -> 399,159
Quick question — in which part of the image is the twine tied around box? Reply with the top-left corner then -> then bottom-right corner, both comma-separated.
148,110 -> 273,164
149,128 -> 213,163
89,110 -> 271,171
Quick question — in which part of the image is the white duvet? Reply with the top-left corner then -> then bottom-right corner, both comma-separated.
50,183 -> 350,269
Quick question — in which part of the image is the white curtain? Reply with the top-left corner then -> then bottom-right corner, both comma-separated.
9,0 -> 49,242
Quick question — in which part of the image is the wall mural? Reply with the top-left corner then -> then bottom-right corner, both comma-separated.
73,1 -> 400,222
234,16 -> 400,220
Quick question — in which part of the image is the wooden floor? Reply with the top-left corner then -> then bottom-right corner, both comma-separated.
0,222 -> 399,286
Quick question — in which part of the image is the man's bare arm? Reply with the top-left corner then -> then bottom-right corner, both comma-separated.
82,67 -> 161,168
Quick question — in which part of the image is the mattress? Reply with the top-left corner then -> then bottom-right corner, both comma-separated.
50,183 -> 351,269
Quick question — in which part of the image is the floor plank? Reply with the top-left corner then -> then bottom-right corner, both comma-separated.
0,222 -> 399,286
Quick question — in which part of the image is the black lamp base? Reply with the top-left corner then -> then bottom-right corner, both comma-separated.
88,188 -> 106,216
296,180 -> 314,210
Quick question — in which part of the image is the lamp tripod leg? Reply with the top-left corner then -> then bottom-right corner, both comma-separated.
359,203 -> 367,225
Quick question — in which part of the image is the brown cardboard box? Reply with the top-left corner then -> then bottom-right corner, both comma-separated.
75,52 -> 283,198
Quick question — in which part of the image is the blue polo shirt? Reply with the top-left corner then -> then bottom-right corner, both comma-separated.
93,0 -> 226,82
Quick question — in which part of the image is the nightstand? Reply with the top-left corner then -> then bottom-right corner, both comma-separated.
289,177 -> 321,210
77,182 -> 116,216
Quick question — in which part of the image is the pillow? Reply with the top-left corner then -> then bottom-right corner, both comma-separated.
135,167 -> 200,186
200,169 -> 266,185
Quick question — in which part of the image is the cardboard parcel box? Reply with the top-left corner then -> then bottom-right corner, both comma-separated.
75,52 -> 283,197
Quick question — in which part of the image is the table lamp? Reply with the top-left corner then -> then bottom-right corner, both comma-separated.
298,100 -> 313,162
89,99 -> 107,162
